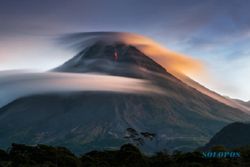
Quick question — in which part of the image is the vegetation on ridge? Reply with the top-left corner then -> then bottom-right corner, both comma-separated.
0,143 -> 250,167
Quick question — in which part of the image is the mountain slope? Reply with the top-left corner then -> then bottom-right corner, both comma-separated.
233,99 -> 250,109
56,41 -> 250,113
0,42 -> 249,153
173,72 -> 250,113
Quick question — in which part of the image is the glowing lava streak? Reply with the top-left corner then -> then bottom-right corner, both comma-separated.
114,49 -> 118,61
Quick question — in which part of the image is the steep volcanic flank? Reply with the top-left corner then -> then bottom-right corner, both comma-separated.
57,32 -> 249,113
0,41 -> 250,153
53,42 -> 167,76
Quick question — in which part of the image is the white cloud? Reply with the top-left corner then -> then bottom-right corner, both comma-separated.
0,71 -> 162,107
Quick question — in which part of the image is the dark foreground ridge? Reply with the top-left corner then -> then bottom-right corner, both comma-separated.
0,143 -> 250,167
200,122 -> 250,150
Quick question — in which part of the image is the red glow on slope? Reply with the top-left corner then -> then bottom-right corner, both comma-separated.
114,49 -> 118,61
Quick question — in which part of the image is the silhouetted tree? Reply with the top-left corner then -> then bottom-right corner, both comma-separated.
124,128 -> 156,146
140,132 -> 156,141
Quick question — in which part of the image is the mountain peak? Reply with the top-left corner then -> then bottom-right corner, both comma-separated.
53,41 -> 167,74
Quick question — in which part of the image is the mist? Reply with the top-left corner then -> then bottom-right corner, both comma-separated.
0,71 -> 162,108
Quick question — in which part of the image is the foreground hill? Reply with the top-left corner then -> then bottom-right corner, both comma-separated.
201,122 -> 250,150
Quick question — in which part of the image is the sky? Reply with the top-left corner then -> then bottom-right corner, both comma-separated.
0,0 -> 250,101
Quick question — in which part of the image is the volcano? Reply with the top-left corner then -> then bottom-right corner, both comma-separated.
0,40 -> 249,153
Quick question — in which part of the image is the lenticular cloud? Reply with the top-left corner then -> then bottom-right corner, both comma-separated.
0,71 -> 162,108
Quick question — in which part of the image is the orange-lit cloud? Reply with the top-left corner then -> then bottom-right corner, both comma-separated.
120,33 -> 204,76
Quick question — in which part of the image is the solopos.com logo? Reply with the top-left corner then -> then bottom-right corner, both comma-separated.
202,152 -> 240,158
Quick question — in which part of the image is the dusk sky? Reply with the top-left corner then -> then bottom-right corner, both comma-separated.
0,0 -> 250,101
